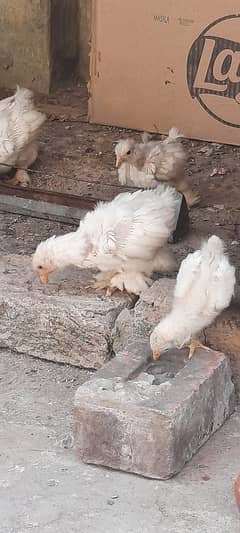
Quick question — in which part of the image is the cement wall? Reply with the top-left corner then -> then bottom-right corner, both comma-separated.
0,0 -> 91,94
50,0 -> 80,89
0,0 -> 51,93
78,0 -> 91,83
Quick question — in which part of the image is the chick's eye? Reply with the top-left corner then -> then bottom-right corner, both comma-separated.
38,265 -> 43,270
126,150 -> 131,155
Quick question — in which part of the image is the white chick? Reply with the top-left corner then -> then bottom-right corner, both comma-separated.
0,86 -> 46,186
150,235 -> 236,360
115,128 -> 199,207
32,185 -> 181,297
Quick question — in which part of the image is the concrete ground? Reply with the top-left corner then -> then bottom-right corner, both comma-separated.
1,350 -> 239,533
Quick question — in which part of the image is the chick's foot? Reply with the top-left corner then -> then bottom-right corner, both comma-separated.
188,337 -> 211,359
6,169 -> 31,187
184,190 -> 200,208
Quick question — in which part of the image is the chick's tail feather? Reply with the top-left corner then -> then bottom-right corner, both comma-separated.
202,235 -> 225,258
166,127 -> 184,142
14,86 -> 33,106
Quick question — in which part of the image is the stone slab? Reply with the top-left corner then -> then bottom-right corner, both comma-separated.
0,194 -> 87,226
74,340 -> 235,479
112,278 -> 240,398
0,255 -> 131,369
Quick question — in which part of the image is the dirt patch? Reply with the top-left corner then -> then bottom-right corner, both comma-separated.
0,85 -> 239,283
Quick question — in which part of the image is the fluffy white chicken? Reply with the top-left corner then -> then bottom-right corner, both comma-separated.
115,128 -> 199,208
150,235 -> 236,360
32,185 -> 182,296
0,86 -> 46,186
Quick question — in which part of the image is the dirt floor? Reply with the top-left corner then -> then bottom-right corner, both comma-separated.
0,85 -> 239,283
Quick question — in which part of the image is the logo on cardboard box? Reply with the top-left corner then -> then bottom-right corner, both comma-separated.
187,14 -> 240,128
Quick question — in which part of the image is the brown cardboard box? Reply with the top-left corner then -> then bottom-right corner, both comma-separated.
89,1 -> 240,145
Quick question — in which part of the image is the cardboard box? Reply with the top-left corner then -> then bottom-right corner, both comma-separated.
89,1 -> 240,145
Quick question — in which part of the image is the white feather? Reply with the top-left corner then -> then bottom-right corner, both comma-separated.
0,86 -> 45,174
33,186 -> 181,295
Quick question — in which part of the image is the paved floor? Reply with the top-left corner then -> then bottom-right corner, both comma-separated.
0,350 -> 239,533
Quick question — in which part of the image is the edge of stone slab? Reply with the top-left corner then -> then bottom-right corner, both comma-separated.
0,254 -> 135,369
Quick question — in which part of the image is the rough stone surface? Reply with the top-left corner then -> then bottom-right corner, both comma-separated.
113,278 -> 240,398
112,278 -> 175,354
0,255 -> 131,369
74,340 -> 235,479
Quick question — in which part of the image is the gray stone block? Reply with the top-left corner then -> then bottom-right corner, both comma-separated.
112,279 -> 175,353
74,340 -> 235,479
0,255 -> 130,369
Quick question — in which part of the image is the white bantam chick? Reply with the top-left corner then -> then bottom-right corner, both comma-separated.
150,235 -> 236,360
0,86 -> 46,186
32,185 -> 181,297
115,127 -> 199,208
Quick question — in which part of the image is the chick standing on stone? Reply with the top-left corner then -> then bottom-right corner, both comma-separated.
0,86 -> 46,186
32,185 -> 182,297
115,127 -> 199,208
150,235 -> 235,360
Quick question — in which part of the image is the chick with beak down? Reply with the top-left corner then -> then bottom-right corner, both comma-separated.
150,322 -> 174,362
32,231 -> 89,285
37,265 -> 50,285
150,236 -> 236,362
32,236 -> 59,285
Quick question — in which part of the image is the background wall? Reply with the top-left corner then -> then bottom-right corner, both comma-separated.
0,0 -> 91,94
0,0 -> 51,93
78,0 -> 91,83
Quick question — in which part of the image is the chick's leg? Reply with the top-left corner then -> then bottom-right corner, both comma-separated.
18,142 -> 38,168
86,272 -> 133,300
188,336 -> 211,359
184,189 -> 200,208
106,285 -> 136,302
5,169 -> 31,187
6,142 -> 39,188
176,178 -> 200,208
152,247 -> 176,273
111,272 -> 152,295
87,272 -> 114,291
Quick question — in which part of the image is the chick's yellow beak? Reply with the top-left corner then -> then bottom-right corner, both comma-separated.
116,155 -> 124,168
38,269 -> 49,285
152,351 -> 161,362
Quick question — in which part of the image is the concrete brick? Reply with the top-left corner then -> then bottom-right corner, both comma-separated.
0,255 -> 130,369
74,340 -> 235,479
